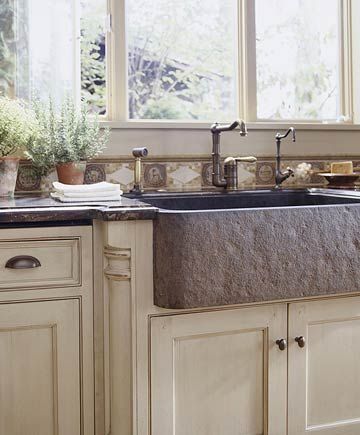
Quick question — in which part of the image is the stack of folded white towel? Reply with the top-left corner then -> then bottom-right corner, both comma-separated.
51,181 -> 123,203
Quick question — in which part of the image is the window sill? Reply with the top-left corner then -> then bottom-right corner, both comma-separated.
100,120 -> 360,131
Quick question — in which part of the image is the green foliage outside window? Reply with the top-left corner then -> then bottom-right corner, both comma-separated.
0,0 -> 15,97
80,1 -> 106,115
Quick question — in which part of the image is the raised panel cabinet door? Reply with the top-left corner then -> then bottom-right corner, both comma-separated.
0,299 -> 81,435
289,296 -> 360,435
151,304 -> 287,435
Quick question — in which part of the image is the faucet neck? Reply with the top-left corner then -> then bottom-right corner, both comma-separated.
212,131 -> 227,187
276,137 -> 282,177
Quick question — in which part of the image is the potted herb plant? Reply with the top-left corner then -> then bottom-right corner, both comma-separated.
0,97 -> 39,196
26,97 -> 110,184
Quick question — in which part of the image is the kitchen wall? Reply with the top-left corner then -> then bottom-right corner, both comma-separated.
15,124 -> 360,193
103,125 -> 360,158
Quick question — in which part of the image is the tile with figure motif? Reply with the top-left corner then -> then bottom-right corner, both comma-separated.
16,164 -> 41,192
84,163 -> 106,184
144,163 -> 167,189
201,162 -> 213,187
256,161 -> 275,186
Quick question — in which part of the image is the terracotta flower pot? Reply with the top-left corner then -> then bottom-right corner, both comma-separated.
56,162 -> 87,185
0,157 -> 20,197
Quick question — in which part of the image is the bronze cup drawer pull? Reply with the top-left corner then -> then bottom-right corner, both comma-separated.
5,255 -> 41,269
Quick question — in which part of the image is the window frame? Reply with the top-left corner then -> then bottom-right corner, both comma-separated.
104,0 -> 357,129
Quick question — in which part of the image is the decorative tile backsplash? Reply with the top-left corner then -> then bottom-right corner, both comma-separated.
14,156 -> 360,193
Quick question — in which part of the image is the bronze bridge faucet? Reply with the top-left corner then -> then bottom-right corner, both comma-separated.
211,120 -> 257,190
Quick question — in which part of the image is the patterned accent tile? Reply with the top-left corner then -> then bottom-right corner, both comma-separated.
40,170 -> 57,191
16,164 -> 41,192
256,161 -> 275,185
144,163 -> 167,189
84,163 -> 106,184
201,162 -> 213,187
280,161 -> 300,186
308,161 -> 326,185
106,163 -> 134,190
281,160 -> 326,187
353,160 -> 360,171
168,164 -> 201,188
237,163 -> 256,186
14,157 -> 360,192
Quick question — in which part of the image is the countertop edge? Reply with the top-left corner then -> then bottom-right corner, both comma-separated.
0,196 -> 158,224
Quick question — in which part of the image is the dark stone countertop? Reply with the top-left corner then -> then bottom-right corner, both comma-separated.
0,194 -> 158,224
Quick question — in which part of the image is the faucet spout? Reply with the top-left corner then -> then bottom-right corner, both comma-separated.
276,127 -> 296,142
239,120 -> 247,136
211,120 -> 247,135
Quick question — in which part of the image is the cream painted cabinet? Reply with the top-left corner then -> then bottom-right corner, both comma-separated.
288,296 -> 360,435
0,299 -> 81,435
0,226 -> 94,435
151,304 -> 288,435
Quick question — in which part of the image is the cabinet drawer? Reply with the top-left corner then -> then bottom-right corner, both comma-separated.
0,236 -> 82,290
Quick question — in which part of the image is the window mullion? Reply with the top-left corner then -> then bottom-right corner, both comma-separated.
74,0 -> 81,108
108,0 -> 127,121
351,0 -> 360,123
238,0 -> 257,122
340,0 -> 354,122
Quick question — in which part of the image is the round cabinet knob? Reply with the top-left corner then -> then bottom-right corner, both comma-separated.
295,336 -> 306,348
276,338 -> 287,351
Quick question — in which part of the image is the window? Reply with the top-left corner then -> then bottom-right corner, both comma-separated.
0,0 -> 354,124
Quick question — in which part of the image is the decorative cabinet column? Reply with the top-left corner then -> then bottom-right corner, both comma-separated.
103,220 -> 154,435
104,243 -> 133,435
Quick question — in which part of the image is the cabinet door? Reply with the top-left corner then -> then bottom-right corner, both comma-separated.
289,297 -> 360,435
151,304 -> 287,435
0,299 -> 81,435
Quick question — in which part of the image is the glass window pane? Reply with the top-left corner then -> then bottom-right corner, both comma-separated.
127,0 -> 238,121
0,0 -> 15,98
26,0 -> 76,103
81,0 -> 107,114
0,0 -> 107,113
255,0 -> 341,121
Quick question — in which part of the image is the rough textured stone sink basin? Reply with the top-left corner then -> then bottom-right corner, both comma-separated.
144,189 -> 360,309
140,189 -> 360,211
